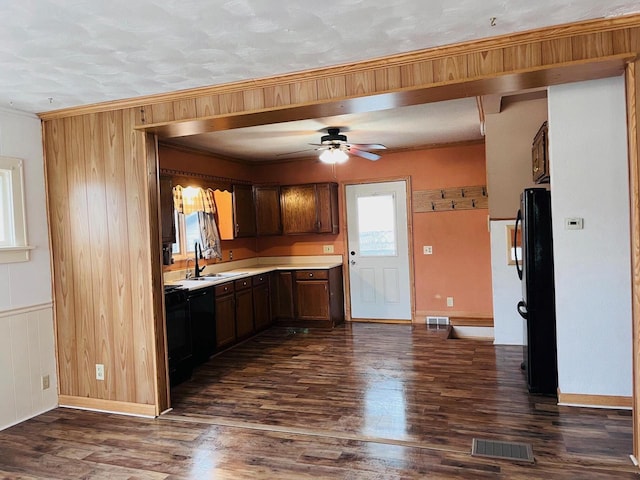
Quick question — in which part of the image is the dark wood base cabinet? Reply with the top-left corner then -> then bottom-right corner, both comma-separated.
235,278 -> 254,340
273,266 -> 344,328
253,274 -> 272,331
215,282 -> 236,349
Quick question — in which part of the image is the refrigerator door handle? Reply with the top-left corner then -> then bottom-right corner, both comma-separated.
514,209 -> 523,280
517,300 -> 528,319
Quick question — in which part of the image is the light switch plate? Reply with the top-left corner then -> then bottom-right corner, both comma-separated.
565,217 -> 584,230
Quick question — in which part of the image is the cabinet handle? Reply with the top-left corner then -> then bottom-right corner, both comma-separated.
309,273 -> 313,277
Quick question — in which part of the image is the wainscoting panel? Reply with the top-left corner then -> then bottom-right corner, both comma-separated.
0,303 -> 57,430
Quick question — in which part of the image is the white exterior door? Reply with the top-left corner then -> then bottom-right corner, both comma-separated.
346,181 -> 411,320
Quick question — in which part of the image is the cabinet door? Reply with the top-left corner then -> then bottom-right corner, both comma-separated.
215,293 -> 236,348
532,122 -> 549,184
233,184 -> 257,237
280,184 -> 318,234
272,271 -> 294,320
254,185 -> 282,236
235,287 -> 254,339
159,175 -> 175,244
253,282 -> 271,331
295,280 -> 330,321
316,183 -> 339,234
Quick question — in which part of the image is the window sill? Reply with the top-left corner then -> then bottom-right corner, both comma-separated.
0,245 -> 35,264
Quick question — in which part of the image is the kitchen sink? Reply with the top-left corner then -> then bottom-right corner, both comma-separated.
190,272 -> 246,280
205,271 -> 245,277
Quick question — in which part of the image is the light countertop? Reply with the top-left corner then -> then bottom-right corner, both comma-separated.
166,256 -> 343,291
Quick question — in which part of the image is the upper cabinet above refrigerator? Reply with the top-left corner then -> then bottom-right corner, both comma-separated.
532,121 -> 550,184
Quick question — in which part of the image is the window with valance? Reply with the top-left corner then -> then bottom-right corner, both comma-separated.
172,184 -> 222,260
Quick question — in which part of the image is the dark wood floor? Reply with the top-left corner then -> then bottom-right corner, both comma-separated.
0,323 -> 637,479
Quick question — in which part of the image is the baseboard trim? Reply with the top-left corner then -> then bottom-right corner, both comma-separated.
0,406 -> 57,432
557,390 -> 632,410
58,395 -> 158,417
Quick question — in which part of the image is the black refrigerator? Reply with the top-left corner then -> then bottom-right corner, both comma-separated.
514,188 -> 558,395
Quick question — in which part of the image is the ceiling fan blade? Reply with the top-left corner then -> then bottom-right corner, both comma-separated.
350,148 -> 381,161
349,143 -> 387,150
276,148 -> 318,157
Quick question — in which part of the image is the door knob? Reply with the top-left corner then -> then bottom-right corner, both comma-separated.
350,260 -> 356,265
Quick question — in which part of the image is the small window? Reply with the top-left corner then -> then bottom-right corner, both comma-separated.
0,156 -> 32,263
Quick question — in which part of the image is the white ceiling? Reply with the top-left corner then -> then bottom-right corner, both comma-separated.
2,0 -> 638,160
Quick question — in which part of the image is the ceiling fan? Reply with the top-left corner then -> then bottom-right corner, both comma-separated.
282,127 -> 387,163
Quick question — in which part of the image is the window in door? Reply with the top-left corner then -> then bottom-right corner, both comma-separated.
357,194 -> 397,257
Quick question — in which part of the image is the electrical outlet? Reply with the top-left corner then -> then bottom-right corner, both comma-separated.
96,364 -> 105,381
323,245 -> 334,254
229,250 -> 233,260
41,374 -> 50,390
423,246 -> 433,255
446,297 -> 454,307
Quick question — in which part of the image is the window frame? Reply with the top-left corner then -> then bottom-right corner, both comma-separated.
171,210 -> 202,260
0,156 -> 33,263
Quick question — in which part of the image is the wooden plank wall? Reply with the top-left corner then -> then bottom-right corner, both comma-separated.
39,15 -> 640,435
43,108 -> 166,415
627,60 -> 640,463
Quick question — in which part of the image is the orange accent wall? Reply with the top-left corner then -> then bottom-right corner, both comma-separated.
159,142 -> 493,318
253,143 -> 492,317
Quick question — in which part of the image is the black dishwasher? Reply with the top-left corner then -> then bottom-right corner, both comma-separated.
164,285 -> 192,386
188,286 -> 216,365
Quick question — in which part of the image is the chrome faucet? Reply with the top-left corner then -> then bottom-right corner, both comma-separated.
194,241 -> 206,278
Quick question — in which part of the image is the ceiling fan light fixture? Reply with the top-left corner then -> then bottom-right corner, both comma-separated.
319,147 -> 348,164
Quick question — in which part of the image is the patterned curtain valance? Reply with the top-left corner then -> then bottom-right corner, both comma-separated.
173,185 -> 217,215
159,168 -> 245,192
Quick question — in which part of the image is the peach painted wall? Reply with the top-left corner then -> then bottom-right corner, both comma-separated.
253,143 -> 493,318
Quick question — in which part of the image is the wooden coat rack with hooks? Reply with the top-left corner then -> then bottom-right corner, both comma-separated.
413,185 -> 488,213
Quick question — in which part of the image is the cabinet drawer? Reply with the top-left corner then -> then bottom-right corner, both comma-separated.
252,274 -> 269,286
214,282 -> 234,296
294,270 -> 328,280
235,277 -> 252,290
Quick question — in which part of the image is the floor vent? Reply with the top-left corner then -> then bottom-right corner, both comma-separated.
471,438 -> 534,463
426,316 -> 449,325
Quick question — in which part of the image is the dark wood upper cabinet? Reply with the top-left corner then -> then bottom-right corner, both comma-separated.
315,182 -> 339,234
159,175 -> 175,245
232,184 -> 256,237
254,185 -> 282,236
532,121 -> 549,184
280,182 -> 339,235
